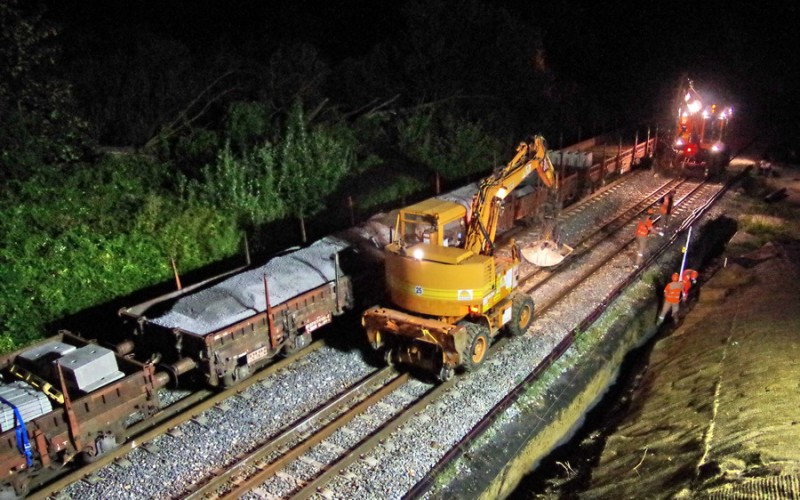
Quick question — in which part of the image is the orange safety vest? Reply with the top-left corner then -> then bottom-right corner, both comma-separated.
681,269 -> 698,294
664,280 -> 683,303
636,217 -> 653,237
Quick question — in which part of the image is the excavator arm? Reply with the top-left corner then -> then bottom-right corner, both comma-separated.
463,135 -> 555,255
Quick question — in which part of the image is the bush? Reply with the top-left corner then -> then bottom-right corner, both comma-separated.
0,155 -> 241,352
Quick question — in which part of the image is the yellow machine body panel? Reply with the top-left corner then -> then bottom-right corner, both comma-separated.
401,198 -> 466,221
384,243 -> 519,318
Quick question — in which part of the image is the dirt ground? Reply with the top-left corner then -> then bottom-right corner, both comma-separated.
581,241 -> 800,499
520,161 -> 800,499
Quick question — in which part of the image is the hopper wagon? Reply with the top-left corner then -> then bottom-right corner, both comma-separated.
118,237 -> 354,388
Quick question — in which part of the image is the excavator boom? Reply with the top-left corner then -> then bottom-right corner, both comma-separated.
464,135 -> 555,255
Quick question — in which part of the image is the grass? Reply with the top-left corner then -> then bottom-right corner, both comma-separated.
738,212 -> 796,246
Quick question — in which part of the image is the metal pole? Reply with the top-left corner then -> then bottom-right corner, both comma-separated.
334,252 -> 343,314
171,258 -> 182,290
348,195 -> 355,226
263,274 -> 277,350
243,232 -> 251,266
679,226 -> 692,280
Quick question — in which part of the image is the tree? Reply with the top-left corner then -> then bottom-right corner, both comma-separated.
190,141 -> 285,228
0,0 -> 90,179
398,0 -> 556,139
398,109 -> 499,186
278,101 -> 354,242
260,43 -> 331,119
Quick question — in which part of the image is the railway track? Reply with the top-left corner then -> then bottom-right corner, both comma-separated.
182,370 -> 446,499
521,176 -> 690,291
520,178 -> 709,303
179,366 -> 401,498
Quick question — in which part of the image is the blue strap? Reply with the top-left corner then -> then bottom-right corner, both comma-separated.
0,395 -> 33,467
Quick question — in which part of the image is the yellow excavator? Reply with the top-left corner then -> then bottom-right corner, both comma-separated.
362,135 -> 557,381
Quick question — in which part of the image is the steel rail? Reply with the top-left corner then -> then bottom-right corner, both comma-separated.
289,377 -> 456,500
519,176 -> 688,294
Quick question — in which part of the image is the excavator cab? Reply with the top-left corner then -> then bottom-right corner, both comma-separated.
395,198 -> 467,248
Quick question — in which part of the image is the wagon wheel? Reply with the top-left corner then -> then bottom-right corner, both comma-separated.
461,323 -> 490,372
81,433 -> 119,464
283,331 -> 312,356
507,293 -> 535,336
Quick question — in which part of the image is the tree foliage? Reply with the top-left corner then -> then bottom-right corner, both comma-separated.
398,0 -> 555,137
0,155 -> 240,350
0,0 -> 90,179
398,109 -> 500,181
278,102 -> 355,242
188,141 -> 285,228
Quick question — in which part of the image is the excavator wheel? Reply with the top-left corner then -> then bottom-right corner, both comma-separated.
507,293 -> 535,336
461,323 -> 490,372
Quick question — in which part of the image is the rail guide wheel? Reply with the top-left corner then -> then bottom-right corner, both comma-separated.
438,364 -> 455,382
384,347 -> 396,367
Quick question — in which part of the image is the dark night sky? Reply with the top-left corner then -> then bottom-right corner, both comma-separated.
532,1 -> 800,131
43,0 -> 800,138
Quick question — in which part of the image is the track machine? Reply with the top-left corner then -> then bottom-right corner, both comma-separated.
669,78 -> 733,178
362,135 -> 558,381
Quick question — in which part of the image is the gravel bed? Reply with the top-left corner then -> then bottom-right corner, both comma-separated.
61,169 -> 714,500
322,426 -> 364,452
305,442 -> 343,466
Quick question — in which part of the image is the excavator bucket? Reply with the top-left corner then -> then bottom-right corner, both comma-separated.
522,239 -> 573,267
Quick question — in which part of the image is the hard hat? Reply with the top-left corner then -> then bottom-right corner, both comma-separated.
672,273 -> 679,281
